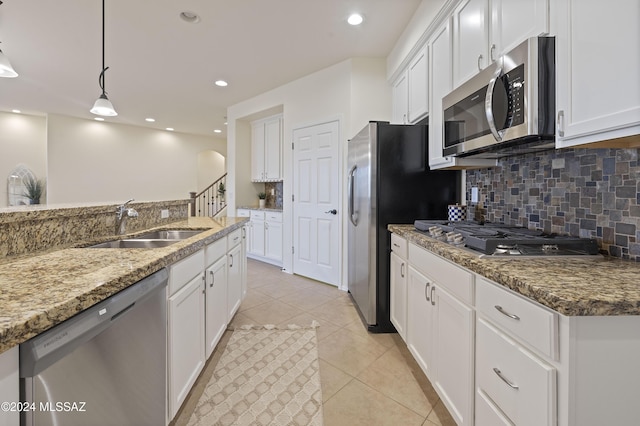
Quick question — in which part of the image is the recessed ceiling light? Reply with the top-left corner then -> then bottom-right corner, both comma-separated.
348,13 -> 364,25
166,127 -> 174,131
180,11 -> 200,24
215,80 -> 228,87
12,109 -> 20,113
94,117 -> 105,121
214,129 -> 222,133
145,118 -> 155,122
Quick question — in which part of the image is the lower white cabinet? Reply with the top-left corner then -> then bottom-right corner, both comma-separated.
205,255 -> 227,359
168,267 -> 206,420
227,229 -> 243,320
390,251 -> 407,340
0,346 -> 18,426
245,210 -> 283,266
406,265 -> 436,378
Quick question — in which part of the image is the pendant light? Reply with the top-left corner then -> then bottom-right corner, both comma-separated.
0,0 -> 18,78
90,0 -> 117,116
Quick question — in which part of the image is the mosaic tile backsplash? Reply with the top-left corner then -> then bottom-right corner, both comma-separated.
466,148 -> 640,261
264,182 -> 283,209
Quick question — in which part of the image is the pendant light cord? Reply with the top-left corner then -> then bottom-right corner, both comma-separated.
98,0 -> 109,94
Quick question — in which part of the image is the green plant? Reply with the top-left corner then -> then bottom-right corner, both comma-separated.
217,182 -> 226,195
23,176 -> 45,204
258,192 -> 267,200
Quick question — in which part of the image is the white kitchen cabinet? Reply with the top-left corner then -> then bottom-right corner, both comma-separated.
241,225 -> 248,299
390,234 -> 408,341
205,238 -> 228,359
227,230 -> 243,320
406,265 -> 436,379
0,346 -> 18,426
245,210 -> 283,267
392,46 -> 429,125
168,260 -> 206,420
251,114 -> 283,182
553,0 -> 640,148
452,0 -> 489,87
490,0 -> 549,57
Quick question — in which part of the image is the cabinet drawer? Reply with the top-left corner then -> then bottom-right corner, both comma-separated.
205,237 -> 227,266
237,209 -> 250,217
476,318 -> 556,426
169,250 -> 204,296
227,228 -> 242,250
391,233 -> 407,258
266,211 -> 282,222
476,277 -> 558,359
408,243 -> 473,304
250,210 -> 265,220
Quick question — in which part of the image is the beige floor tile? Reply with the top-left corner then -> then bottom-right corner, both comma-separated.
343,320 -> 398,349
426,400 -> 458,426
317,328 -> 387,377
357,346 -> 437,417
309,298 -> 362,328
274,312 -> 341,340
318,359 -> 353,402
240,298 -> 304,324
277,287 -> 336,311
323,379 -> 425,426
236,288 -> 272,312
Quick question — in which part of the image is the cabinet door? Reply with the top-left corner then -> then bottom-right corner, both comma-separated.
554,0 -> 640,147
265,220 -> 283,262
408,46 -> 429,123
390,252 -> 408,341
168,274 -> 205,419
227,244 -> 243,320
406,266 -> 435,380
0,346 -> 19,426
391,71 -> 408,124
249,219 -> 266,257
264,117 -> 282,180
433,285 -> 475,426
453,0 -> 489,88
241,226 -> 248,298
251,123 -> 266,181
205,256 -> 227,358
490,0 -> 548,56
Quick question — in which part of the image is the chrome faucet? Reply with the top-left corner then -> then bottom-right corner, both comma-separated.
115,199 -> 138,235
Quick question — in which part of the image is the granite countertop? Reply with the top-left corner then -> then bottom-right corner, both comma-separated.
0,216 -> 248,354
389,224 -> 640,317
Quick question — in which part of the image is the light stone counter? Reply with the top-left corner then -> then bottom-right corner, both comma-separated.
0,216 -> 248,354
389,224 -> 640,317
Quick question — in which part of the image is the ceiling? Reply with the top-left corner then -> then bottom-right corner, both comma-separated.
0,0 -> 422,137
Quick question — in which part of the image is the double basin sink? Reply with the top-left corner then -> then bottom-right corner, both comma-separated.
88,230 -> 205,249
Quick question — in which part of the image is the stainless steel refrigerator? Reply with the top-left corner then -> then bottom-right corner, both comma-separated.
347,121 -> 460,332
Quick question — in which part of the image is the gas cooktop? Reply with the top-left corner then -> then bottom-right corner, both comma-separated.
414,220 -> 601,257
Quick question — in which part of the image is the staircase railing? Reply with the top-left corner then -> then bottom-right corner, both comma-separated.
190,173 -> 227,217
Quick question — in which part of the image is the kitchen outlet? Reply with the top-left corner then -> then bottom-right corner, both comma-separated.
161,209 -> 169,219
270,188 -> 275,195
471,187 -> 479,203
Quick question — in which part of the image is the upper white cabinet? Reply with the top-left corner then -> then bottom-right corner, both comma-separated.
392,46 -> 429,124
251,114 -> 283,182
452,0 -> 549,88
553,0 -> 640,148
452,0 -> 490,87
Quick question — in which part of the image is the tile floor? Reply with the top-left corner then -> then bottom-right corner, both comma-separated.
173,259 -> 456,426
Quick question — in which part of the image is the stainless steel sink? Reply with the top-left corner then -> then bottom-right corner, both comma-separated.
88,239 -> 179,249
132,230 -> 205,240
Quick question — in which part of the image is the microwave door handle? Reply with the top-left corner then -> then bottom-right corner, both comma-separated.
485,64 -> 504,142
348,164 -> 358,226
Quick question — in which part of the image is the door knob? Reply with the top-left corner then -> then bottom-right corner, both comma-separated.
325,209 -> 337,215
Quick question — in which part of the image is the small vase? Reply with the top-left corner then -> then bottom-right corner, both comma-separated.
259,199 -> 266,209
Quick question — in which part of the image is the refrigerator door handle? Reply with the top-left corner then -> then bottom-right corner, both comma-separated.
348,164 -> 358,226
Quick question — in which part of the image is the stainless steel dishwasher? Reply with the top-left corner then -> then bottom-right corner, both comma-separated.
20,268 -> 168,426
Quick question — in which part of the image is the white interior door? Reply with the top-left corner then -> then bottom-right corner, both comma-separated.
292,120 -> 340,286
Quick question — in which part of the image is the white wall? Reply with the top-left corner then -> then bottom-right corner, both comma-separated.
46,114 -> 226,204
0,112 -> 47,207
197,150 -> 226,193
226,57 -> 390,286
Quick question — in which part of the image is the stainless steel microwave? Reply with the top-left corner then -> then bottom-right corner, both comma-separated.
443,37 -> 555,159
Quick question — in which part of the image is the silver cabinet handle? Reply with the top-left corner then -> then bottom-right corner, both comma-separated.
490,44 -> 496,62
347,165 -> 358,226
493,368 -> 519,389
209,270 -> 214,287
430,285 -> 436,306
557,110 -> 565,137
485,63 -> 504,142
494,305 -> 520,320
477,54 -> 483,71
229,253 -> 234,268
425,282 -> 430,302
400,262 -> 405,278
393,242 -> 400,248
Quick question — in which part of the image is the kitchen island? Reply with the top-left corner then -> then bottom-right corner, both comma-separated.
389,224 -> 640,426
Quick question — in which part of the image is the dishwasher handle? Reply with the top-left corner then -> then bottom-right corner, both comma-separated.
20,268 -> 168,378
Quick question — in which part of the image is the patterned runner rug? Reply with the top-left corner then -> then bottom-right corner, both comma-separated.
187,324 -> 323,426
